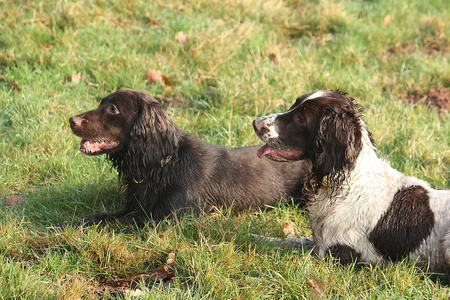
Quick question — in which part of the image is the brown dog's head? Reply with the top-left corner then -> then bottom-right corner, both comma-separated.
69,88 -> 177,157
69,88 -> 142,155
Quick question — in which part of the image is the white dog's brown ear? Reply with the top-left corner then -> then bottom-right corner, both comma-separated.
311,106 -> 362,191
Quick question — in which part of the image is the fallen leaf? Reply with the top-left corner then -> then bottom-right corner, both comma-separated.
283,222 -> 296,238
71,72 -> 81,84
163,86 -> 174,94
307,279 -> 326,298
40,42 -> 53,51
84,274 -> 149,298
8,79 -> 21,92
146,69 -> 165,85
150,252 -> 177,282
150,265 -> 174,282
0,74 -> 5,81
175,31 -> 187,43
268,53 -> 277,62
383,14 -> 391,25
6,194 -> 26,207
161,74 -> 175,85
145,13 -> 163,25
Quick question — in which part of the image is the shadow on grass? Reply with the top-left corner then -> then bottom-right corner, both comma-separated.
2,180 -> 124,228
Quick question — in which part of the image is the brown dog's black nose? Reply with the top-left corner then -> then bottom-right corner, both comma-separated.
69,116 -> 83,128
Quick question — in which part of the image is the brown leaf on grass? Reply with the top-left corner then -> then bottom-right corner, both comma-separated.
383,14 -> 391,25
94,274 -> 148,298
161,74 -> 176,85
268,53 -> 277,62
306,278 -> 326,298
6,194 -> 26,207
40,42 -> 53,51
175,31 -> 187,43
0,74 -> 5,81
150,252 -> 177,282
283,222 -> 296,238
8,79 -> 21,92
164,86 -> 174,94
72,72 -> 82,84
146,69 -> 175,85
151,265 -> 175,281
146,69 -> 164,85
145,12 -> 163,25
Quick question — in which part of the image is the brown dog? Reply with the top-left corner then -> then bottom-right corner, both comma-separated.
68,88 -> 307,225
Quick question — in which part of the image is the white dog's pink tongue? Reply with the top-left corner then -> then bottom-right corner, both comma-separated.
257,144 -> 274,159
257,144 -> 303,161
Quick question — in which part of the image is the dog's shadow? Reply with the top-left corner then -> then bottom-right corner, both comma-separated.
4,180 -> 123,228
5,185 -> 450,286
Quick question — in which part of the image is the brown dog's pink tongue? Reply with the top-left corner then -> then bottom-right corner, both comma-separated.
257,144 -> 273,159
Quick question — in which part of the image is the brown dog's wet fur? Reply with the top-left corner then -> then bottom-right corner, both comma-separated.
67,88 -> 307,225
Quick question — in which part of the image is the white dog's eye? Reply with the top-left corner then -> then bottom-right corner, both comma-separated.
294,113 -> 305,124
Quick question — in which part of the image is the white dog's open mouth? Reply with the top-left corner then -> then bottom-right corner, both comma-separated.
257,144 -> 303,162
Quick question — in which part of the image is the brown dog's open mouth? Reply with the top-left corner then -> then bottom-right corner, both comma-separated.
80,139 -> 120,155
257,144 -> 303,162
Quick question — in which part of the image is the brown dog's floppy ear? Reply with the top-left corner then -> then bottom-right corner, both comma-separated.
311,103 -> 362,192
127,99 -> 180,182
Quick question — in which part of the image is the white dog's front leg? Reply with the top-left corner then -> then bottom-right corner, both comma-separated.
443,227 -> 450,269
249,234 -> 316,253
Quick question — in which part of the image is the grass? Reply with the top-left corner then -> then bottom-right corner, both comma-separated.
0,0 -> 449,298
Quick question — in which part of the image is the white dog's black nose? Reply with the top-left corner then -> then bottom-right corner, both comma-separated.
253,118 -> 264,133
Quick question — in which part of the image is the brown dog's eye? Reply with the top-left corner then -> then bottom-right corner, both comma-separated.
108,104 -> 119,115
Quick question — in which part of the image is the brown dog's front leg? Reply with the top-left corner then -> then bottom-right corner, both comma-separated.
54,209 -> 134,229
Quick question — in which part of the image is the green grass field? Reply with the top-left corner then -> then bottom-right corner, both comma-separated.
0,0 -> 449,298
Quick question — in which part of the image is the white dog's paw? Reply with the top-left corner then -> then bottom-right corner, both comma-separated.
249,233 -> 315,253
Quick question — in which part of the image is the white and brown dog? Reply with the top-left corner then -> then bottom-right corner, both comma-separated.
253,89 -> 450,274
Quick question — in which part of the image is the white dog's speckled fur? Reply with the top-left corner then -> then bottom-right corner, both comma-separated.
253,90 -> 450,274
